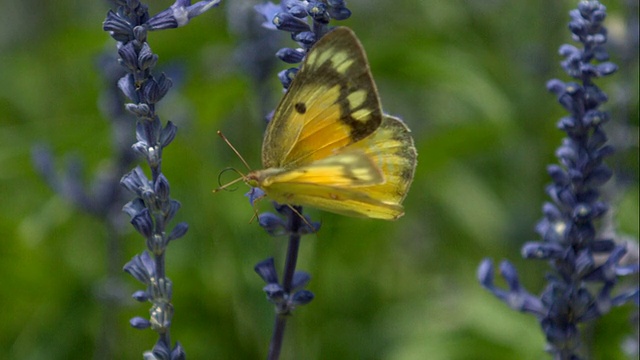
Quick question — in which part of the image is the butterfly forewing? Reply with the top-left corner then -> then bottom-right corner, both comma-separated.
262,27 -> 383,169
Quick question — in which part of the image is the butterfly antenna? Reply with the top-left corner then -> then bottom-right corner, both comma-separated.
217,130 -> 253,171
213,167 -> 246,193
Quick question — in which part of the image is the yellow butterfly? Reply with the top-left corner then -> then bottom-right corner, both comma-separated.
243,27 -> 417,220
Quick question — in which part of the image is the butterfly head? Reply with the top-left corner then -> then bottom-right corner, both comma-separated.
244,171 -> 260,188
245,168 -> 283,189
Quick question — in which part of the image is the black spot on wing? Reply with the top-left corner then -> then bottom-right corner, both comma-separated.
295,102 -> 307,114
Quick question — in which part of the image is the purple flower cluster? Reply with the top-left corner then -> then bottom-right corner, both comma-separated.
255,0 -> 351,89
102,1 -> 219,358
478,1 -> 639,358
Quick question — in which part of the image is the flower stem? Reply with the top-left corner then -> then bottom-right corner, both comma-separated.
267,206 -> 303,360
282,208 -> 303,293
267,315 -> 287,360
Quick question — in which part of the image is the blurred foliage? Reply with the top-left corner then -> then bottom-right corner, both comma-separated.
0,0 -> 637,359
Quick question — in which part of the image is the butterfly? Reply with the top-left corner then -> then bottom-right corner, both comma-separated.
242,27 -> 417,220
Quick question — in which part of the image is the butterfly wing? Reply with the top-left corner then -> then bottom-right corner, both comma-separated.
257,115 -> 417,220
262,27 -> 383,169
267,182 -> 406,219
260,151 -> 384,188
341,115 -> 417,206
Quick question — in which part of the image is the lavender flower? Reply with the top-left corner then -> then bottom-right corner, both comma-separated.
103,0 -> 219,358
478,1 -> 639,358
255,0 -> 351,88
251,1 -> 351,359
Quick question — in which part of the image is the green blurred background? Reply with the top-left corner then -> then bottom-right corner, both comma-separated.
0,0 -> 637,359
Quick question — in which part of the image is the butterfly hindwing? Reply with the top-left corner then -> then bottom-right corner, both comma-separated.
259,151 -> 397,219
253,115 -> 417,220
341,115 -> 417,206
266,182 -> 405,219
262,151 -> 383,188
262,27 -> 383,169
